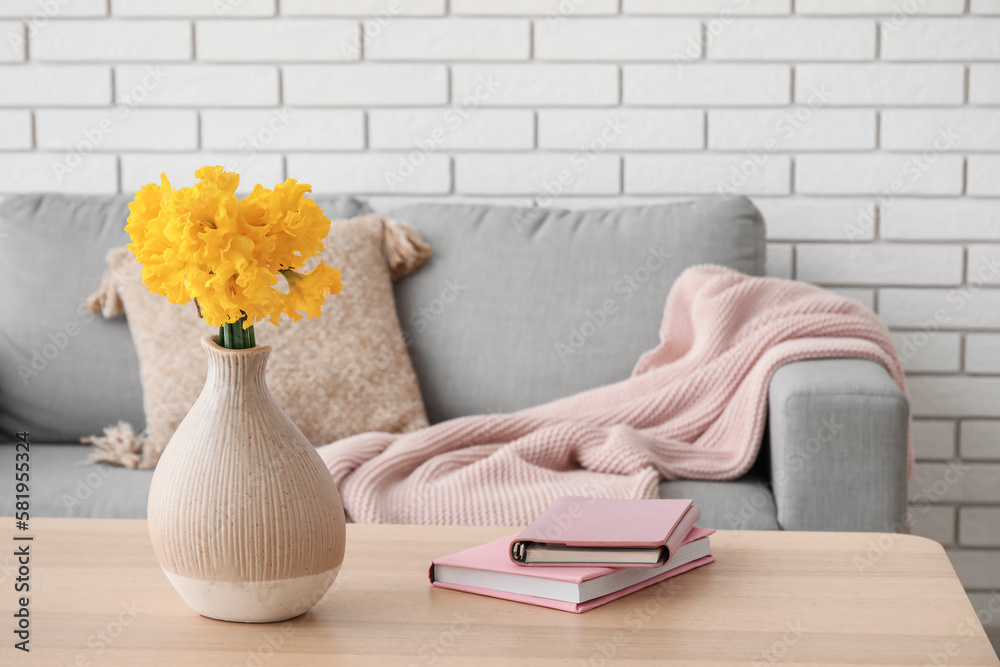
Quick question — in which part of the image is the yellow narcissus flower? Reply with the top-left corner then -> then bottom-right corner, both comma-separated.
125,166 -> 342,346
281,263 -> 343,322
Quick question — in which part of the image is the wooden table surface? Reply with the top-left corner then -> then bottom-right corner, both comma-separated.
2,519 -> 997,666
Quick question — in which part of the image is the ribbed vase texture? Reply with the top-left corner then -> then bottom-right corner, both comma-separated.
147,336 -> 346,622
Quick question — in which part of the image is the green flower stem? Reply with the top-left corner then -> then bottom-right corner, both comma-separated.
218,315 -> 255,350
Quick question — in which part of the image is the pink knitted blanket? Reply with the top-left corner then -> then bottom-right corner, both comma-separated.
318,265 -> 909,525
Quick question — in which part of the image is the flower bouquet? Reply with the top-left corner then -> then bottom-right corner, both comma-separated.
132,166 -> 348,623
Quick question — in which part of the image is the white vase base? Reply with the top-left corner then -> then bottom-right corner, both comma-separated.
164,566 -> 341,623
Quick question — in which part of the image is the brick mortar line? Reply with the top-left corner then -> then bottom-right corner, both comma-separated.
7,104 -> 1000,111
16,58 -> 1000,64
14,150 -> 1000,156
26,13 -> 1000,18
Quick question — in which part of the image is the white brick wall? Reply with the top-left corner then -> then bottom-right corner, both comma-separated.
1,21 -> 24,62
195,20 -> 359,62
1,5 -> 998,643
795,64 -> 964,105
624,0 -> 790,14
284,64 -> 447,105
970,156 -> 1000,195
111,0 -> 276,17
115,65 -> 278,106
881,201 -> 1000,240
288,153 -> 451,194
795,154 -> 964,195
962,421 -> 1000,459
625,154 -> 791,195
371,109 -> 533,149
707,19 -> 875,61
881,110 -> 1000,150
0,152 -> 117,192
30,20 -> 192,61
881,18 -> 1000,60
795,0 -> 964,14
970,64 -> 1000,103
120,153 -> 283,193
201,109 -> 365,150
708,109 -> 875,150
967,335 -> 1000,373
0,0 -> 107,17
281,0 -> 444,16
539,109 -> 703,150
367,19 -> 530,61
625,64 -> 790,105
36,109 -> 199,151
797,244 -> 963,286
453,64 -> 618,106
0,65 -> 111,105
456,154 -> 620,195
0,110 -> 31,149
535,19 -> 699,61
912,420 -> 957,460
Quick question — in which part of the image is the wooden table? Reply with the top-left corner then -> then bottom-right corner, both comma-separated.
2,519 -> 998,666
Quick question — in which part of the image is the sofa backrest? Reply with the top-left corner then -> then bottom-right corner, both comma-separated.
388,197 -> 766,424
0,194 -> 141,443
0,194 -> 370,443
0,193 -> 766,441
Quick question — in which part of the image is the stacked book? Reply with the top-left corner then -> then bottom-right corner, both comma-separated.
429,497 -> 713,613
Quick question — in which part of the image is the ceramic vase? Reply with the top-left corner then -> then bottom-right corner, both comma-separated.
147,336 -> 346,623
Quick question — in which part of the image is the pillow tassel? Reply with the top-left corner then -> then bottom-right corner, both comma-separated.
381,216 -> 431,281
83,267 -> 126,319
82,421 -> 147,469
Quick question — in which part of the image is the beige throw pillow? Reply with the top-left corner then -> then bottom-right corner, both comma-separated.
83,214 -> 431,469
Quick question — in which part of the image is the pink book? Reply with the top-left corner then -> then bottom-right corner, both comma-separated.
430,528 -> 714,613
509,497 -> 701,567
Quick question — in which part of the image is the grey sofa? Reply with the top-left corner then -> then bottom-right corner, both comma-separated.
0,194 -> 909,532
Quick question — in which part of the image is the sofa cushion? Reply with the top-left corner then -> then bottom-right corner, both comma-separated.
0,194 -> 371,443
91,214 -> 429,468
388,196 -> 766,423
658,473 -> 780,531
0,442 -> 779,525
0,443 -> 153,519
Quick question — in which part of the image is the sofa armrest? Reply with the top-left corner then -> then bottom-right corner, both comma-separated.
767,359 -> 909,532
